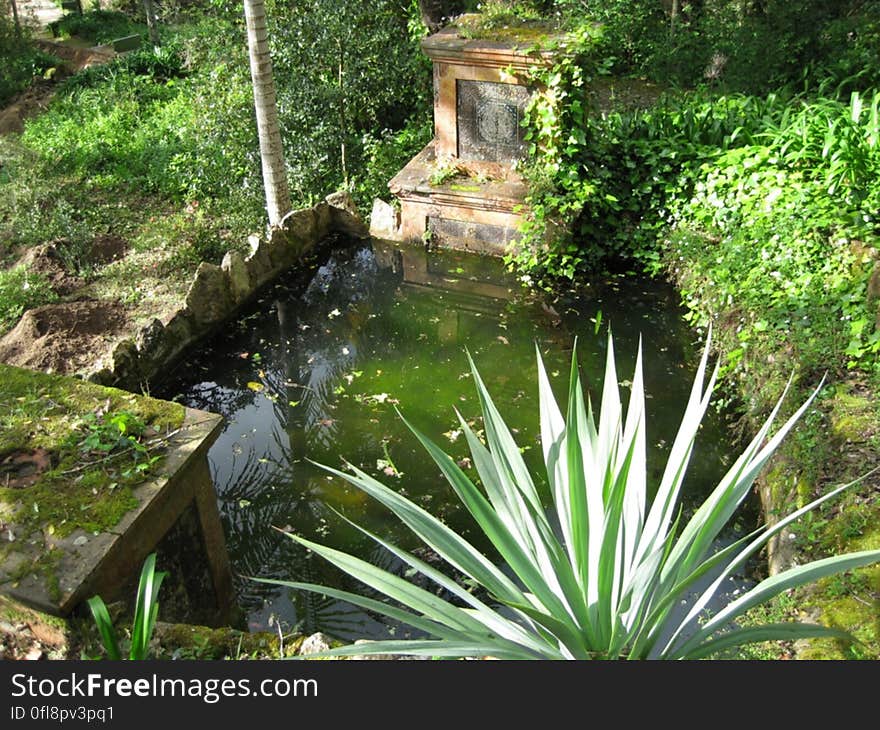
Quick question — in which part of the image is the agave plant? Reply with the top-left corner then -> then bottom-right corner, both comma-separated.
256,335 -> 879,659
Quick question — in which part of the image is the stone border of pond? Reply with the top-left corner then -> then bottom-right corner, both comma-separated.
89,191 -> 369,393
0,195 -> 376,655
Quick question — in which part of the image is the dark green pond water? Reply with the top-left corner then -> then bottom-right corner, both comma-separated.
158,237 -> 748,639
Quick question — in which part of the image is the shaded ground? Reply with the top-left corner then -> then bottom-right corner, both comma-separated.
0,299 -> 128,373
0,595 -> 76,660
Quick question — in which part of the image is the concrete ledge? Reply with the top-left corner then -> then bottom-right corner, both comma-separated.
1,404 -> 232,622
383,143 -> 526,254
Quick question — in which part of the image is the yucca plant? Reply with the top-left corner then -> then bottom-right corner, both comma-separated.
87,552 -> 166,660
257,334 -> 880,659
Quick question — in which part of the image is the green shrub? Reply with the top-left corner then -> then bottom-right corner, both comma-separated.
0,16 -> 59,106
351,116 -> 433,215
88,552 -> 166,660
52,10 -> 145,45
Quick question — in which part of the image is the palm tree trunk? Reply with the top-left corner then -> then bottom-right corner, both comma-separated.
243,0 -> 291,227
143,0 -> 160,46
9,0 -> 21,38
337,39 -> 348,188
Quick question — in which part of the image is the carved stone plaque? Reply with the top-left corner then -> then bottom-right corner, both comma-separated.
456,80 -> 529,162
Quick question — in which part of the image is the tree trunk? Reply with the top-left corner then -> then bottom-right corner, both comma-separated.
670,0 -> 680,35
143,0 -> 160,46
9,0 -> 21,38
243,0 -> 291,227
337,39 -> 348,187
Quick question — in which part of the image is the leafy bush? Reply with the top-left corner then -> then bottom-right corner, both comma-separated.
666,92 -> 880,376
0,16 -> 59,106
267,0 -> 431,198
258,336 -> 880,659
52,10 -> 145,45
513,37 -> 879,374
351,116 -> 433,214
558,0 -> 880,93
0,266 -> 58,333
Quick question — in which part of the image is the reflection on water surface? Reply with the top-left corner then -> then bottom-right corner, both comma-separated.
159,238 -> 746,639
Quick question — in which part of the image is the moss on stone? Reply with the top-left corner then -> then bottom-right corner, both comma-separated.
0,363 -> 184,537
828,389 -> 879,444
798,563 -> 880,659
153,622 -> 306,659
0,592 -> 68,632
0,364 -> 186,600
451,12 -> 563,45
749,380 -> 880,659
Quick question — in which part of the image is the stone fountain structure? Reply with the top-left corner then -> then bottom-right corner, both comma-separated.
371,17 -> 565,254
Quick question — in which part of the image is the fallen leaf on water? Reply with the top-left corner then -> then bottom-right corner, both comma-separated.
247,381 -> 264,392
443,429 -> 462,443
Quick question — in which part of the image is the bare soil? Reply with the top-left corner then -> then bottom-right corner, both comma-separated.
0,299 -> 128,374
17,243 -> 83,296
0,79 -> 56,136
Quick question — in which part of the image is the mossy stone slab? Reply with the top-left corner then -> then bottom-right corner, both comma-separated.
0,365 -> 228,617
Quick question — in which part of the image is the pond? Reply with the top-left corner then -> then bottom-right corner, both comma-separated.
157,237 -> 751,640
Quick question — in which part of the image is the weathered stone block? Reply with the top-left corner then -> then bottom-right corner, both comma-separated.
112,34 -> 141,53
136,318 -> 165,358
369,198 -> 400,238
221,251 -> 251,304
244,237 -> 275,290
280,207 -> 317,246
160,311 -> 194,361
299,632 -> 333,655
111,338 -> 139,377
312,201 -> 334,241
325,191 -> 369,239
185,262 -> 234,326
266,227 -> 299,271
